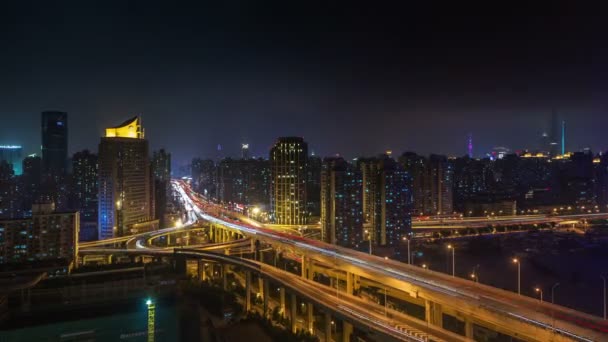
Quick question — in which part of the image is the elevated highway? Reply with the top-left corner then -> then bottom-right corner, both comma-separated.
176,180 -> 607,342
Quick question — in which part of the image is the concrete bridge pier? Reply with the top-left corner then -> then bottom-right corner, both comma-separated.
222,264 -> 229,290
342,321 -> 353,342
324,312 -> 332,342
465,318 -> 473,339
245,270 -> 252,312
197,260 -> 205,281
346,272 -> 360,295
279,287 -> 286,318
307,302 -> 314,334
263,278 -> 269,318
290,293 -> 297,333
425,300 -> 443,328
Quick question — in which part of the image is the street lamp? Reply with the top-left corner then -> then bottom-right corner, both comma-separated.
402,236 -> 411,264
535,287 -> 543,303
512,258 -> 521,295
365,229 -> 372,255
447,244 -> 455,277
551,283 -> 560,304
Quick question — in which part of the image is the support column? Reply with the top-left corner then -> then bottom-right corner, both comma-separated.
425,300 -> 443,327
222,264 -> 229,290
324,312 -> 332,342
465,318 -> 474,339
263,278 -> 269,318
301,256 -> 308,279
197,260 -> 204,281
280,287 -> 286,318
258,276 -> 264,299
307,303 -> 314,334
352,274 -> 360,293
346,272 -> 353,295
343,322 -> 353,342
290,293 -> 297,333
245,271 -> 252,312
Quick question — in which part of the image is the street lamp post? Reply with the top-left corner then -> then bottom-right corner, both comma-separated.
365,229 -> 372,255
551,283 -> 560,304
447,244 -> 455,277
535,287 -> 543,303
403,237 -> 411,264
513,258 -> 521,295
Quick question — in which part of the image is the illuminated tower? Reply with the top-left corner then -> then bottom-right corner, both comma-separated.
549,111 -> 559,156
561,120 -> 566,155
241,143 -> 250,159
270,137 -> 308,225
98,116 -> 153,238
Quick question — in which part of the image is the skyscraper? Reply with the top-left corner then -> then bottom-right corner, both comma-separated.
549,111 -> 560,156
72,150 -> 98,240
373,156 -> 412,246
427,155 -> 454,215
98,116 -> 155,239
152,149 -> 171,229
152,149 -> 171,183
270,137 -> 308,225
41,111 -> 68,176
320,157 -> 363,247
0,145 -> 23,175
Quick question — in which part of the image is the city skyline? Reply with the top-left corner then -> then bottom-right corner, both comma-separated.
2,3 -> 608,165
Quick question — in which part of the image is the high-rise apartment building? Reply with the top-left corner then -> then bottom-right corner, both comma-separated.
72,150 -> 98,240
357,158 -> 379,226
270,137 -> 308,225
41,111 -> 68,176
0,203 -> 79,273
373,156 -> 412,246
320,157 -> 363,247
152,149 -> 172,228
426,154 -> 454,215
98,117 -> 155,239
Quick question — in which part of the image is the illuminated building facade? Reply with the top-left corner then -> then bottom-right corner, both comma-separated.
0,161 -> 20,219
373,156 -> 412,246
0,203 -> 79,272
270,137 -> 308,225
218,158 -> 270,207
191,158 -> 217,198
72,150 -> 98,240
152,149 -> 171,228
357,157 -> 379,227
320,157 -> 363,247
426,154 -> 454,215
98,117 -> 155,239
0,145 -> 23,175
41,111 -> 68,177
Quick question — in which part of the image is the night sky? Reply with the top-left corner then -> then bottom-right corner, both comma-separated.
2,2 -> 608,167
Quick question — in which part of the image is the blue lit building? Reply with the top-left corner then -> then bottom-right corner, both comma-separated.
0,145 -> 23,175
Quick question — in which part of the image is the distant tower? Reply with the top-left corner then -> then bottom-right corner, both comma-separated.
561,120 -> 566,155
467,133 -> 473,158
241,143 -> 250,159
549,110 -> 559,156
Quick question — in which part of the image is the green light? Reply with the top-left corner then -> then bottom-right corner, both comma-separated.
146,299 -> 152,306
